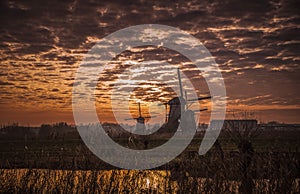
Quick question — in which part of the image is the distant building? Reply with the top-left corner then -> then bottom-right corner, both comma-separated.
259,123 -> 300,131
208,120 -> 300,131
210,119 -> 258,130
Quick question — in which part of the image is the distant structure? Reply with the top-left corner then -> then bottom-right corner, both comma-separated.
162,68 -> 211,132
125,102 -> 154,134
210,119 -> 258,131
165,96 -> 186,131
260,122 -> 300,131
209,119 -> 300,132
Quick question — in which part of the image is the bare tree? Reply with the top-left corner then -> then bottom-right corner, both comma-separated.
223,119 -> 260,194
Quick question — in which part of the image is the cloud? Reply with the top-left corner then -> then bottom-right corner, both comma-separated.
0,0 -> 299,124
0,80 -> 14,86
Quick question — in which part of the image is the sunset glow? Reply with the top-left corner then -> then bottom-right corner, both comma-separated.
0,0 -> 299,125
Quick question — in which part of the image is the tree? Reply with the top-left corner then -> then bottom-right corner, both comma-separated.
223,119 -> 260,194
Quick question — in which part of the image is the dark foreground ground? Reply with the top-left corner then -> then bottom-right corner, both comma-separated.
0,128 -> 299,193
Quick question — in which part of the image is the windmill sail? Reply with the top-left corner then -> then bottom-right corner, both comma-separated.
177,68 -> 184,98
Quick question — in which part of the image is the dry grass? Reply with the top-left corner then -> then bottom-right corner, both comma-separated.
1,123 -> 299,193
0,169 -> 299,193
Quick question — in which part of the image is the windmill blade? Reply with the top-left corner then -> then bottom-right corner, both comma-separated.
143,116 -> 156,119
187,102 -> 195,109
185,90 -> 188,101
157,102 -> 168,106
157,103 -> 169,122
193,108 -> 208,112
124,118 -> 138,121
177,68 -> 184,98
138,102 -> 142,117
165,114 -> 168,123
187,96 -> 212,102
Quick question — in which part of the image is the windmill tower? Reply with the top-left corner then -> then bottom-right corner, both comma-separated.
125,102 -> 153,134
164,68 -> 211,132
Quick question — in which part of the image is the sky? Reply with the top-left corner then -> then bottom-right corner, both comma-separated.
0,0 -> 299,126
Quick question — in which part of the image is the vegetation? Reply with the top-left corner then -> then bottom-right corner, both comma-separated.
0,122 -> 299,193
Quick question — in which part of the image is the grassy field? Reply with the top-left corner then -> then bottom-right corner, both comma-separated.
0,169 -> 299,193
1,130 -> 299,168
0,129 -> 299,193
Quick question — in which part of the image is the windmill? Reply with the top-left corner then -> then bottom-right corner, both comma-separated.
125,102 -> 154,134
162,68 -> 212,132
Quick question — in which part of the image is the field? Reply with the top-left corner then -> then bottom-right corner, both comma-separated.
1,169 -> 299,193
0,126 -> 300,193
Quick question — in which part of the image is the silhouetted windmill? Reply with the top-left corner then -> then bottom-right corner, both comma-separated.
161,68 -> 211,132
125,102 -> 154,134
161,100 -> 208,124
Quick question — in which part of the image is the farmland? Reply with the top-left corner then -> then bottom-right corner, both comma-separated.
0,123 -> 300,193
